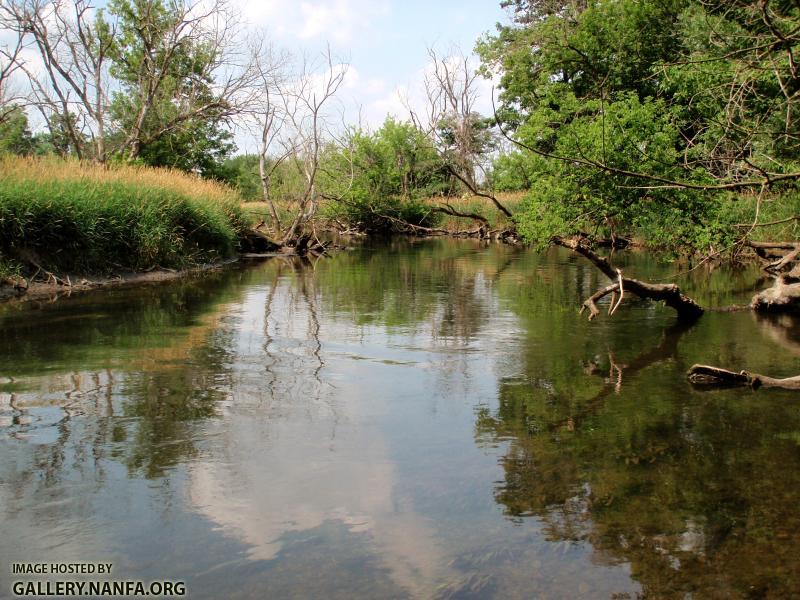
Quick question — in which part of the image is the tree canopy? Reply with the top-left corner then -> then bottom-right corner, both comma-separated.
478,0 -> 800,252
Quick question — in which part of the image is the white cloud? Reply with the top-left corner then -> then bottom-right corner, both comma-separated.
356,50 -> 498,131
299,0 -> 389,44
233,0 -> 389,46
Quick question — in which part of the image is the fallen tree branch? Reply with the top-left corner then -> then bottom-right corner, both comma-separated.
580,283 -> 619,320
746,240 -> 799,251
609,268 -> 624,316
688,364 -> 800,390
431,203 -> 490,226
554,236 -> 705,321
751,277 -> 800,311
377,212 -> 483,237
444,165 -> 513,218
769,246 -> 800,272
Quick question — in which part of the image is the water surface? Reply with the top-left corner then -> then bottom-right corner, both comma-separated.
1,239 -> 799,599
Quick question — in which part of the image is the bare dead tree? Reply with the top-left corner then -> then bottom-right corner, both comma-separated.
421,47 -> 484,189
278,46 -> 348,246
239,45 -> 348,253
402,46 -> 513,224
0,0 -> 115,160
0,28 -> 26,126
249,36 -> 292,232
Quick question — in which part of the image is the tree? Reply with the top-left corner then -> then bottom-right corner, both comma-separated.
0,0 -> 115,161
108,0 -> 257,170
478,0 -> 800,379
1,0 -> 259,170
0,106 -> 35,154
247,46 -> 347,246
249,37 -> 292,230
478,0 -> 800,250
0,25 -> 25,127
318,117 -> 447,232
403,47 -> 513,222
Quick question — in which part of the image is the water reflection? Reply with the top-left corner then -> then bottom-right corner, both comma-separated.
1,240 -> 799,598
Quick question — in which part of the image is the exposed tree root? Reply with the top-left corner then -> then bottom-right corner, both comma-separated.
18,254 -> 71,287
242,226 -> 331,257
688,364 -> 800,390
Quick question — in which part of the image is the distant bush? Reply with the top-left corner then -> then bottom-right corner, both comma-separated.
320,195 -> 440,233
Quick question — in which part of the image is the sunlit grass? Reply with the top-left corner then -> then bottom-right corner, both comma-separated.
0,155 -> 247,274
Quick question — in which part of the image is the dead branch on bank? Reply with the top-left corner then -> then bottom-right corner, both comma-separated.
430,203 -> 490,227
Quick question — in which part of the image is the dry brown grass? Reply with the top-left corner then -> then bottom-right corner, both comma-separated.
0,155 -> 240,204
420,191 -> 525,230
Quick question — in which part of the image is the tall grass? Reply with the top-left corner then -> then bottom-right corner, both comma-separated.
0,155 -> 247,274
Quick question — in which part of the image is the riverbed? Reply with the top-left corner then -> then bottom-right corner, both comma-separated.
1,239 -> 799,598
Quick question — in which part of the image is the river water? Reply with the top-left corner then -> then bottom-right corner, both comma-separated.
1,239 -> 799,599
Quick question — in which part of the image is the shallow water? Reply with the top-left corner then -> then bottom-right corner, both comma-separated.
1,239 -> 799,599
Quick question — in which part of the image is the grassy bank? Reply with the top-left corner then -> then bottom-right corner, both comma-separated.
421,192 -> 524,232
0,156 -> 247,277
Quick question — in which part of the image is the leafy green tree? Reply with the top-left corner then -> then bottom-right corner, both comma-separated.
0,107 -> 34,155
478,0 -> 800,253
217,155 -> 261,200
107,0 -> 242,174
319,118 -> 448,231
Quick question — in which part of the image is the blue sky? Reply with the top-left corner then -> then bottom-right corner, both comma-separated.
0,0 -> 512,151
234,0 -> 511,145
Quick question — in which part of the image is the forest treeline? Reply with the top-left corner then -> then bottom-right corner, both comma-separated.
0,0 -> 798,267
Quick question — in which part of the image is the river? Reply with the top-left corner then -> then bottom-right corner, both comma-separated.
1,239 -> 799,599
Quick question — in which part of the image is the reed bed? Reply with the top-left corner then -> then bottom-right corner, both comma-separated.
0,155 -> 247,274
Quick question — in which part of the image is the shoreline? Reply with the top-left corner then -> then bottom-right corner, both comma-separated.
0,257 -> 250,306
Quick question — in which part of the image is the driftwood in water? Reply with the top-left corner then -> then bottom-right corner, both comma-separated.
747,241 -> 800,280
551,236 -> 800,389
553,236 -> 705,321
242,227 -> 281,253
688,364 -> 800,390
751,277 -> 800,312
554,236 -> 800,319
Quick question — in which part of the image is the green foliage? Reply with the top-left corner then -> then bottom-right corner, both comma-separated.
480,0 -> 800,253
490,152 -> 538,192
0,108 -> 35,155
108,0 -> 236,175
319,118 -> 448,231
217,155 -> 261,200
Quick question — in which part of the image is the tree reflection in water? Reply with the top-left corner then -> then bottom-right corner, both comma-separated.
476,314 -> 800,598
